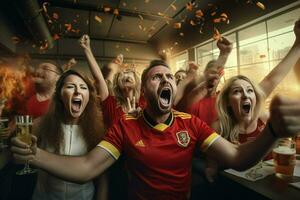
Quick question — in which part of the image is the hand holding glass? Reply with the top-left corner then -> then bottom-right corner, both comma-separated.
0,118 -> 9,149
15,115 -> 36,175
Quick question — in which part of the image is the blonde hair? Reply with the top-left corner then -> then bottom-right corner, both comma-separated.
217,75 -> 265,142
113,68 -> 141,106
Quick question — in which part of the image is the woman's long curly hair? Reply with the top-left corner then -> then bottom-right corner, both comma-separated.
35,70 -> 105,153
217,75 -> 265,142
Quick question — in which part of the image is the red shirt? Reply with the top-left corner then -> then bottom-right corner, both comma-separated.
99,110 -> 219,200
25,94 -> 50,118
238,119 -> 272,160
187,96 -> 217,126
101,95 -> 146,129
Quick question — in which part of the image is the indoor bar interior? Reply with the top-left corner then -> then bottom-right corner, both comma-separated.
0,0 -> 300,200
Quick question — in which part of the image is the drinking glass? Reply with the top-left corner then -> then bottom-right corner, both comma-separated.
0,117 -> 9,149
15,115 -> 37,175
272,138 -> 296,178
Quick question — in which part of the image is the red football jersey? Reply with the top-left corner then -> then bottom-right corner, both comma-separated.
25,94 -> 50,118
99,110 -> 220,200
101,95 -> 146,129
187,95 -> 217,126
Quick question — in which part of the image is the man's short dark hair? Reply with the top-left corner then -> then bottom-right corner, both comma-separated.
204,60 -> 217,72
141,60 -> 169,86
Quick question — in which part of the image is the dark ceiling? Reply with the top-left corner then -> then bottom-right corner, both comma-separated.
0,0 -> 299,61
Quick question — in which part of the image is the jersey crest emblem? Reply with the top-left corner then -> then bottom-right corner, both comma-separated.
176,131 -> 190,147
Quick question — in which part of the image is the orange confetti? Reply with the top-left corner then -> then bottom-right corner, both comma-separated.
256,2 -> 265,10
95,15 -> 103,23
40,42 -> 49,50
158,12 -> 164,16
113,9 -> 119,15
179,32 -> 184,36
149,26 -> 155,31
42,2 -> 49,13
138,14 -> 144,20
213,18 -> 222,23
64,23 -> 72,32
186,2 -> 193,11
103,6 -> 111,12
138,24 -> 143,30
213,27 -> 221,40
53,12 -> 59,20
220,13 -> 228,19
11,36 -> 20,44
53,34 -> 60,40
171,4 -> 177,11
173,22 -> 181,29
195,9 -> 203,18
190,20 -> 196,26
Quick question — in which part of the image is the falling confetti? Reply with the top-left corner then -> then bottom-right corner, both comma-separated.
103,6 -> 111,12
138,14 -> 144,20
256,2 -> 265,10
116,44 -> 120,48
179,32 -> 184,36
213,18 -> 222,23
113,9 -> 119,15
186,2 -> 193,11
64,23 -> 72,32
53,12 -> 59,20
145,0 -> 150,3
213,27 -> 221,40
11,36 -> 20,44
158,12 -> 164,16
94,15 -> 102,23
195,9 -> 204,18
211,11 -> 216,16
125,47 -> 130,52
40,41 -> 49,51
171,4 -> 177,11
173,22 -> 181,29
53,34 -> 60,40
122,2 -> 127,7
190,20 -> 196,26
42,2 -> 49,13
174,42 -> 178,45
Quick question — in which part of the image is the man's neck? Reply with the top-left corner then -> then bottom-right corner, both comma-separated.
144,108 -> 171,124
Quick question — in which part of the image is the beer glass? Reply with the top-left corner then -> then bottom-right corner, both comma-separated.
15,115 -> 36,175
0,117 -> 9,149
272,138 -> 296,178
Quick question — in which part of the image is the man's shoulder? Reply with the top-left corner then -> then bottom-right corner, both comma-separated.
173,110 -> 192,119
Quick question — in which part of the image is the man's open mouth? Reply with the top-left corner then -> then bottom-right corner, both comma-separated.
159,87 -> 171,108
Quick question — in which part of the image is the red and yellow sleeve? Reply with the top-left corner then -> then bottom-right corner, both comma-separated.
97,122 -> 124,160
192,116 -> 221,152
98,140 -> 121,160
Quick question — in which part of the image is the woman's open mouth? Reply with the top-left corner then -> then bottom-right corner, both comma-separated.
71,98 -> 82,113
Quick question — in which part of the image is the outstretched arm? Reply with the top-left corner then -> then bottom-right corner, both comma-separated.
205,95 -> 300,171
79,35 -> 109,101
259,19 -> 300,97
11,136 -> 115,183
